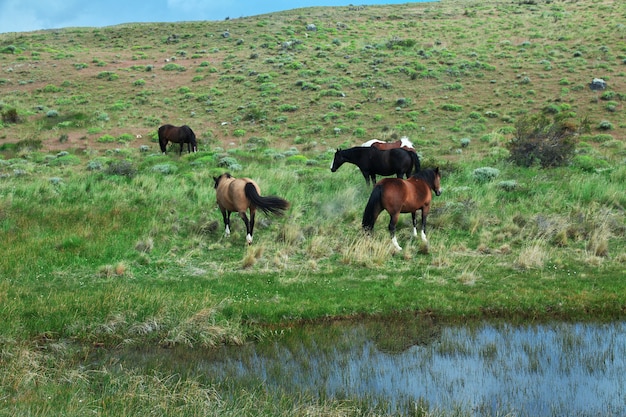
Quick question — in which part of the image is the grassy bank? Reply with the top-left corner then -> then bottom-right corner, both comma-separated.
1,146 -> 624,415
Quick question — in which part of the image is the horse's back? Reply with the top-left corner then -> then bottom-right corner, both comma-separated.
379,177 -> 429,212
159,124 -> 193,139
218,177 -> 258,212
158,124 -> 172,136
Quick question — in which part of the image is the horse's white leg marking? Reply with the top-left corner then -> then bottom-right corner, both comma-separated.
421,230 -> 428,243
392,236 -> 402,251
246,233 -> 253,244
412,227 -> 418,237
225,225 -> 231,237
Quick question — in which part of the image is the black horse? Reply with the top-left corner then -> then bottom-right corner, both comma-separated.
330,146 -> 420,186
158,124 -> 198,154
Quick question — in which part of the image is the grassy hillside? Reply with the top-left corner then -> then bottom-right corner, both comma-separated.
1,0 -> 624,155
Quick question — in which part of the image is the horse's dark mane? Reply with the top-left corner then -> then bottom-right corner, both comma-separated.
412,168 -> 438,185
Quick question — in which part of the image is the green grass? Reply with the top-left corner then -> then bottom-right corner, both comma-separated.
1,0 -> 626,414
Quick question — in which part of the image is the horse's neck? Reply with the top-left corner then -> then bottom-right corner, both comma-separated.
409,175 -> 429,189
218,176 -> 236,191
346,148 -> 368,161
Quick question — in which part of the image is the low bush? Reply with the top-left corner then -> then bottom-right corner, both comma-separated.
472,167 -> 500,183
2,108 -> 19,123
105,160 -> 137,177
507,114 -> 582,168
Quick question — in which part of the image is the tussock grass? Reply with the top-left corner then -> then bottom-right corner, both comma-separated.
341,234 -> 394,267
516,239 -> 549,270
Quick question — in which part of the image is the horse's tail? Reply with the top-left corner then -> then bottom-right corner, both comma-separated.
409,150 -> 421,175
362,184 -> 383,233
244,182 -> 290,216
158,126 -> 167,153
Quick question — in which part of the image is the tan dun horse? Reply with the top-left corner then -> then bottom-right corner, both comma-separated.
214,173 -> 290,244
362,168 -> 441,251
158,124 -> 197,154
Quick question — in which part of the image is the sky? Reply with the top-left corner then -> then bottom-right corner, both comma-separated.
0,0 -> 430,34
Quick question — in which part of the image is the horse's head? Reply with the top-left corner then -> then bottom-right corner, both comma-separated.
330,148 -> 344,172
432,167 -> 442,196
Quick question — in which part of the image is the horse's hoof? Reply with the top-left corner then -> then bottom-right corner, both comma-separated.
246,234 -> 253,244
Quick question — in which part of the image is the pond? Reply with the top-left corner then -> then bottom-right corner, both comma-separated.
114,318 -> 626,416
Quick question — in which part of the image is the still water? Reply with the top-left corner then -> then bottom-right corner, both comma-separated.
124,319 -> 626,416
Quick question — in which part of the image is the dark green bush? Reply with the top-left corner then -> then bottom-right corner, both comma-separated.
14,139 -> 42,151
507,114 -> 583,168
105,161 -> 137,177
2,108 -> 19,123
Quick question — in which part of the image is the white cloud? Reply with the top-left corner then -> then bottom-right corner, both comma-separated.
0,0 -> 87,32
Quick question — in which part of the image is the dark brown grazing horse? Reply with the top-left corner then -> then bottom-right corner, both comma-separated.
158,124 -> 197,154
362,168 -> 441,251
214,173 -> 290,244
362,137 -> 415,153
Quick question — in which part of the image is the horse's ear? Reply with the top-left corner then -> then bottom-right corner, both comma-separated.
434,167 -> 440,174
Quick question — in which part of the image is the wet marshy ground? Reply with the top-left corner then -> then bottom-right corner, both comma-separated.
104,318 -> 626,416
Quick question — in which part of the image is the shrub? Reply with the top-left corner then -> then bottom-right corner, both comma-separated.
43,84 -> 62,93
589,134 -> 614,143
497,180 -> 518,191
105,161 -> 137,177
571,155 -> 610,173
162,63 -> 186,72
441,103 -> 463,112
218,156 -> 242,171
117,133 -> 134,143
1,45 -> 22,54
49,154 -> 81,166
2,108 -> 19,123
14,139 -> 42,151
151,164 -> 178,175
598,120 -> 613,130
97,134 -> 116,143
278,104 -> 299,112
604,101 -> 618,112
600,91 -> 615,101
96,71 -> 118,81
247,136 -> 269,148
507,114 -> 580,168
87,159 -> 105,171
386,37 -> 416,49
472,167 -> 500,183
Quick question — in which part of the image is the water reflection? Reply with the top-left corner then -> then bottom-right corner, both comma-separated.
119,319 -> 626,416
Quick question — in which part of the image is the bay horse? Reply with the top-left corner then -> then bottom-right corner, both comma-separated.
362,136 -> 415,152
362,168 -> 441,251
330,146 -> 420,186
158,124 -> 198,154
214,173 -> 290,244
